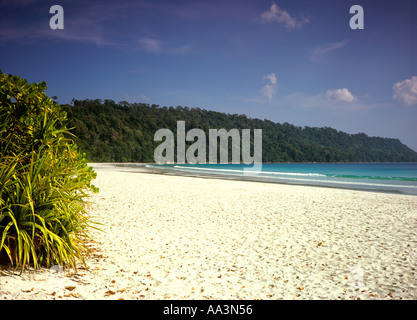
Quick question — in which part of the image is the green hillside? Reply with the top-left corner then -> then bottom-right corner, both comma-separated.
63,99 -> 417,163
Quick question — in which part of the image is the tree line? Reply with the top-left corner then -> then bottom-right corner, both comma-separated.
62,99 -> 417,163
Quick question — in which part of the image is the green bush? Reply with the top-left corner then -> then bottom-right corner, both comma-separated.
0,71 -> 98,271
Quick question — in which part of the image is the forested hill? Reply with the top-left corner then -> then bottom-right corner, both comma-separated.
62,99 -> 417,163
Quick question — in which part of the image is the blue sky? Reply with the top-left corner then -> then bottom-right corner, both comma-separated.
1,0 -> 416,151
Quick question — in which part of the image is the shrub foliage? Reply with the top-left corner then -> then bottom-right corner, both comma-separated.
0,71 -> 98,271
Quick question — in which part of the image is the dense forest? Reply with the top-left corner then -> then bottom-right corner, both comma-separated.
62,99 -> 417,163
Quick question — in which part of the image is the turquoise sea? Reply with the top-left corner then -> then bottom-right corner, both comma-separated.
145,162 -> 417,195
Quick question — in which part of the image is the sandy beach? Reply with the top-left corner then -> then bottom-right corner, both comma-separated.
1,163 -> 416,300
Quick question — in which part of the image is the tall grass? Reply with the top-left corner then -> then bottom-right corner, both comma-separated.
0,71 -> 98,271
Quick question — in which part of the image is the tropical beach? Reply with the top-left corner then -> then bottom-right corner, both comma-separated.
1,163 -> 416,300
1,0 -> 417,306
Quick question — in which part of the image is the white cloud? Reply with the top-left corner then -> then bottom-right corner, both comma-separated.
263,73 -> 277,85
137,38 -> 192,55
261,2 -> 308,29
274,91 -> 381,112
309,39 -> 349,61
139,93 -> 151,102
261,73 -> 278,101
392,76 -> 417,106
172,44 -> 192,55
261,85 -> 276,101
325,88 -> 357,103
137,38 -> 163,53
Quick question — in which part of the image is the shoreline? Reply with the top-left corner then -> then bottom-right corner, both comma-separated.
96,163 -> 417,196
1,163 -> 416,300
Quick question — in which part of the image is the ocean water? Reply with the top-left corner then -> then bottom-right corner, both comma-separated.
145,162 -> 417,195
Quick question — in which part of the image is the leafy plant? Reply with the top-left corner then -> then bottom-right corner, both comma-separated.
0,70 -> 98,271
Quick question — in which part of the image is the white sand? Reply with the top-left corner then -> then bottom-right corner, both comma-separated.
1,163 -> 416,300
